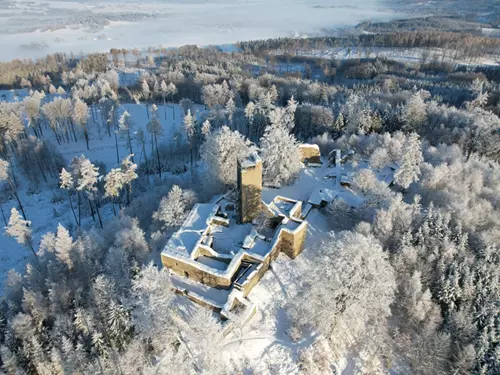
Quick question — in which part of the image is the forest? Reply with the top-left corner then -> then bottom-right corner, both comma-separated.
0,20 -> 500,375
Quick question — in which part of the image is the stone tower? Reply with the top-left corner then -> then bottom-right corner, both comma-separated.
237,152 -> 262,223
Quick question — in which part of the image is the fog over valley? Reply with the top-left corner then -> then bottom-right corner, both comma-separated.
0,0 -> 401,61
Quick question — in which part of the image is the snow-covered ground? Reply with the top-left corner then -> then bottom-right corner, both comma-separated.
0,0 -> 402,61
283,46 -> 500,66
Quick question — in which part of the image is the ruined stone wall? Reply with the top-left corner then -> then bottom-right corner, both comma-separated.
281,221 -> 308,259
241,237 -> 283,297
161,254 -> 233,288
299,144 -> 321,164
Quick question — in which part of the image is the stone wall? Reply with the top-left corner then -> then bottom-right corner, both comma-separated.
161,253 -> 233,288
281,221 -> 308,259
299,144 -> 321,164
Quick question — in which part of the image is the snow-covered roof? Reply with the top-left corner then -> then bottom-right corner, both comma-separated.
162,203 -> 220,258
308,188 -> 339,206
239,151 -> 262,169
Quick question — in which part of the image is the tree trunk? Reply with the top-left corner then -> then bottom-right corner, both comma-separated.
0,203 -> 7,226
114,130 -> 120,164
95,202 -> 103,229
67,190 -> 79,227
7,180 -> 27,220
54,131 -> 61,145
28,239 -> 38,259
164,96 -> 167,119
126,184 -> 131,205
69,118 -> 78,142
84,126 -> 90,150
142,139 -> 149,175
127,130 -> 133,157
154,133 -> 162,179
88,197 -> 96,222
77,191 -> 82,226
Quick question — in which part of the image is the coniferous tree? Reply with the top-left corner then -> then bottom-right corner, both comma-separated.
200,126 -> 255,188
6,207 -> 36,257
0,158 -> 27,220
260,108 -> 302,186
59,168 -> 79,226
146,105 -> 163,179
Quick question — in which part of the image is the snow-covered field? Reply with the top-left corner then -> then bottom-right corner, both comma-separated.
285,46 -> 500,66
0,0 -> 402,61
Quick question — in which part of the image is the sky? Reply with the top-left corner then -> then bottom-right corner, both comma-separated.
0,0 -> 401,61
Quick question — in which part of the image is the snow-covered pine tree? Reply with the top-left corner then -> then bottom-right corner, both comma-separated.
167,82 -> 178,119
200,126 -> 256,188
403,92 -> 427,131
118,111 -> 134,157
152,185 -> 196,231
260,108 -> 302,186
104,168 -> 124,214
59,168 -> 79,226
0,158 -> 27,220
146,105 -> 163,178
55,224 -> 73,269
201,119 -> 211,137
226,97 -> 236,124
394,133 -> 424,189
6,208 -> 36,257
141,80 -> 151,118
184,109 -> 196,175
72,98 -> 90,149
283,96 -> 297,131
120,154 -> 138,205
76,158 -> 103,228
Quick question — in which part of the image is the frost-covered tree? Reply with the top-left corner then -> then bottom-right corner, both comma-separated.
260,108 -> 302,186
403,92 -> 428,131
184,109 -> 196,175
59,168 -> 79,226
120,154 -> 138,205
55,224 -> 73,269
118,111 -> 134,157
135,128 -> 149,175
152,185 -> 196,231
283,96 -> 297,131
167,82 -> 178,119
226,97 -> 236,124
6,208 -> 36,257
0,158 -> 27,220
201,119 -> 211,137
394,133 -> 423,189
104,168 -> 124,214
72,98 -> 90,149
245,101 -> 256,124
290,231 -> 396,361
76,157 -> 102,228
146,104 -> 163,178
23,91 -> 45,137
333,112 -> 345,132
200,126 -> 256,188
141,80 -> 151,118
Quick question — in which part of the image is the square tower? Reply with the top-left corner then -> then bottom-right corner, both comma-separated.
237,152 -> 263,223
